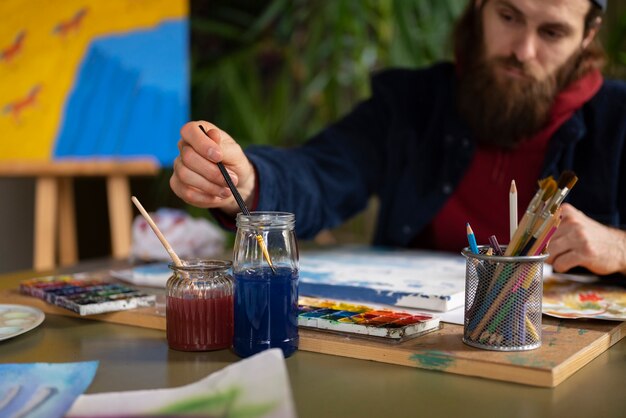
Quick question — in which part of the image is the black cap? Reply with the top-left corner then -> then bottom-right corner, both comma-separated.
591,0 -> 607,11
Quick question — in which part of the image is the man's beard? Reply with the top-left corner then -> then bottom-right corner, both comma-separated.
457,50 -> 582,150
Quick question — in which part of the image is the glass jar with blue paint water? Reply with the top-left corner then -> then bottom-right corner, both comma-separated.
233,212 -> 299,358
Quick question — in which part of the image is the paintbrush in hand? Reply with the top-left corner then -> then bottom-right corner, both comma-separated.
198,125 -> 276,274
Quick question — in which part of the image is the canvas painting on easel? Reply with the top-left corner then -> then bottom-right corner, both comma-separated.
0,0 -> 188,165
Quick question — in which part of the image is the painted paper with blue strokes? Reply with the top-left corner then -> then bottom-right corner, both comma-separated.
0,361 -> 98,418
299,247 -> 466,312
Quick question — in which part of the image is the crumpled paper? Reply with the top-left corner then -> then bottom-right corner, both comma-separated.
131,208 -> 225,261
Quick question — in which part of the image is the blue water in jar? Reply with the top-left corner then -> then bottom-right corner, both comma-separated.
233,266 -> 299,358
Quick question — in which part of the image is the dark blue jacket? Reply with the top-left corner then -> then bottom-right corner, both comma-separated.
245,62 -> 626,246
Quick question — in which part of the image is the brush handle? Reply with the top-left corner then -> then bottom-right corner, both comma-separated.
131,196 -> 183,267
217,162 -> 250,216
197,125 -> 251,216
197,125 -> 276,274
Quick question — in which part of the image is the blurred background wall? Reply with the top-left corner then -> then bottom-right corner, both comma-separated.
1,0 -> 625,273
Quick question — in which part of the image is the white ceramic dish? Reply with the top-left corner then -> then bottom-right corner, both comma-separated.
0,304 -> 45,341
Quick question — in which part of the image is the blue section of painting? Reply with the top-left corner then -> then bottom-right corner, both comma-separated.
0,361 -> 99,418
53,20 -> 188,166
300,282 -> 406,306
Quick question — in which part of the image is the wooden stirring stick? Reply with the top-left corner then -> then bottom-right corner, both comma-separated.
131,196 -> 183,267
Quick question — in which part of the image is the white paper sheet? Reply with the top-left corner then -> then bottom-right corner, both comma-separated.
66,349 -> 296,418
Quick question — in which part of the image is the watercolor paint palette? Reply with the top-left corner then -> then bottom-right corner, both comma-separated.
298,297 -> 441,342
20,275 -> 156,316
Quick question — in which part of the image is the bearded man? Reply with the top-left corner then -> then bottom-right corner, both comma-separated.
171,0 -> 626,276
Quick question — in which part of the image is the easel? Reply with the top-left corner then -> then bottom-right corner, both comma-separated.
0,159 -> 160,271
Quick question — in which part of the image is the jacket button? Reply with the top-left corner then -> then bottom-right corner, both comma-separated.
461,138 -> 470,148
444,135 -> 454,144
443,183 -> 453,194
402,225 -> 412,235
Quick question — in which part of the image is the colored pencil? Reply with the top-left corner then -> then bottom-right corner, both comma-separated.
466,258 -> 493,323
466,223 -> 479,254
509,180 -> 517,241
519,215 -> 550,255
466,263 -> 512,332
198,125 -> 276,274
519,303 -> 527,345
531,214 -> 562,256
525,315 -> 540,341
488,235 -> 503,256
505,177 -> 552,255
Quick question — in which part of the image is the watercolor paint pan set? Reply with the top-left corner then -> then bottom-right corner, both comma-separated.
20,275 -> 156,316
297,297 -> 441,342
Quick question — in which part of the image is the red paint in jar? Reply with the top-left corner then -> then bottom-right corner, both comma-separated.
166,293 -> 233,351
166,260 -> 234,351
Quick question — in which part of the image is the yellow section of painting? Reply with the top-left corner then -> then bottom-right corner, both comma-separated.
0,0 -> 186,161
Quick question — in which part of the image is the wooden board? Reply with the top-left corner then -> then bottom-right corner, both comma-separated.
0,159 -> 159,177
300,320 -> 625,387
1,288 -> 623,388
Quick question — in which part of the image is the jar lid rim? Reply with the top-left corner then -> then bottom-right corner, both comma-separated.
168,259 -> 232,272
236,212 -> 295,228
237,211 -> 295,218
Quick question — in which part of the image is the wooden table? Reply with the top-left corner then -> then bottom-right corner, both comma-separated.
0,262 -> 625,418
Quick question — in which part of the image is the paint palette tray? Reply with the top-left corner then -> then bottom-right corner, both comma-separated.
297,297 -> 441,343
20,275 -> 156,316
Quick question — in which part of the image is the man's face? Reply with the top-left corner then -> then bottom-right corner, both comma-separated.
456,0 -> 597,148
481,0 -> 591,84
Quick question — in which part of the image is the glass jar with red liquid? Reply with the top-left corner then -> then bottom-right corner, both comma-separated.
233,212 -> 299,358
166,260 -> 234,351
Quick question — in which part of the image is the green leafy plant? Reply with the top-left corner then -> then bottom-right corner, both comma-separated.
603,4 -> 626,78
191,0 -> 464,147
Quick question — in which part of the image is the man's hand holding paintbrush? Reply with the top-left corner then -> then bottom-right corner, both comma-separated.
171,121 -> 277,273
171,121 -> 257,217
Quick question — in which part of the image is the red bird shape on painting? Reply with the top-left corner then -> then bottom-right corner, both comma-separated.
3,84 -> 42,122
0,31 -> 26,63
53,8 -> 88,37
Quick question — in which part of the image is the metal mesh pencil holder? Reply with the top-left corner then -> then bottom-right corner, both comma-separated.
461,246 -> 548,351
